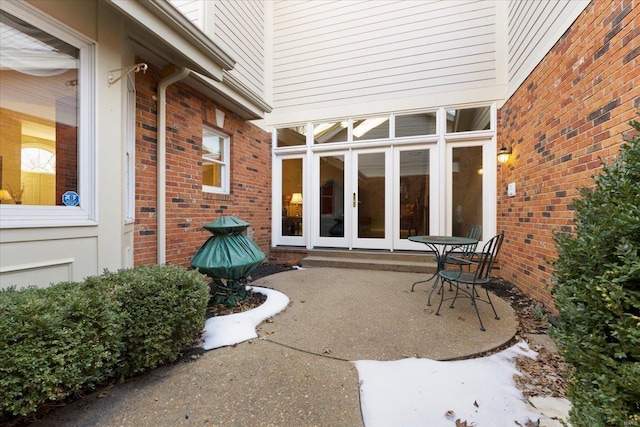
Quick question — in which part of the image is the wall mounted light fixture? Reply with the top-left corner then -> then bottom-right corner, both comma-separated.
497,146 -> 512,164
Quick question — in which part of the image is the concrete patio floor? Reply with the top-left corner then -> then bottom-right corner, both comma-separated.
32,268 -> 521,426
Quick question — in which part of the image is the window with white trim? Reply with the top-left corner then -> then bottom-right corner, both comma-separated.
0,2 -> 96,226
202,126 -> 230,194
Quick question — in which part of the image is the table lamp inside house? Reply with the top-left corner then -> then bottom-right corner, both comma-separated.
290,192 -> 303,216
0,189 -> 12,204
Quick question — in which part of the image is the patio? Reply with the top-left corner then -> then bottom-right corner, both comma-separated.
31,267 -> 546,427
256,267 -> 518,361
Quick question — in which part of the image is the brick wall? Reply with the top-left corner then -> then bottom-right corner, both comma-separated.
134,61 -> 272,267
497,0 -> 639,309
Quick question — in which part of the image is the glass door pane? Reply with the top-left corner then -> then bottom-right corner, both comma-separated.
356,152 -> 385,238
318,154 -> 346,245
451,146 -> 483,237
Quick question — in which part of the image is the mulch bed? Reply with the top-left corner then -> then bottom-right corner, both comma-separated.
204,263 -> 293,318
483,278 -> 568,398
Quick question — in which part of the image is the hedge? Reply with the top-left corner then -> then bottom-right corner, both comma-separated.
0,265 -> 209,419
102,265 -> 210,378
551,119 -> 640,426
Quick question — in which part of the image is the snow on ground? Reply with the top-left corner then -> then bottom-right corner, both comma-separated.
355,342 -> 541,427
201,286 -> 289,350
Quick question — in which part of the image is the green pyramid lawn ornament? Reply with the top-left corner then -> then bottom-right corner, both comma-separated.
191,216 -> 265,307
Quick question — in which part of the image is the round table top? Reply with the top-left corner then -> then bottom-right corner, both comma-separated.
408,235 -> 477,245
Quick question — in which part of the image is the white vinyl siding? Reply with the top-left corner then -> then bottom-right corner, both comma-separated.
213,1 -> 265,98
507,0 -> 589,99
168,0 -> 203,28
169,0 -> 266,99
273,0 -> 498,112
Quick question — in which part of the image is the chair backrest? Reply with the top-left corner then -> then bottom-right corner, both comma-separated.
460,224 -> 482,256
474,232 -> 504,280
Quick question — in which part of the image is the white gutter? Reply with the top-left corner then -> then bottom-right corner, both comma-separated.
157,66 -> 190,264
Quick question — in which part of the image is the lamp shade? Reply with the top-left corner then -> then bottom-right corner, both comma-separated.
497,147 -> 512,164
290,192 -> 303,204
0,189 -> 13,201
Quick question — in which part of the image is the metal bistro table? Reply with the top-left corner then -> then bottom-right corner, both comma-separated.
409,235 -> 479,306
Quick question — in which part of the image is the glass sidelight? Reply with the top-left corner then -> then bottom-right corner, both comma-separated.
399,149 -> 430,239
281,158 -> 303,236
451,146 -> 483,237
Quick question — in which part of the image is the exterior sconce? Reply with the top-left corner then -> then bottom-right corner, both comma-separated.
497,146 -> 512,164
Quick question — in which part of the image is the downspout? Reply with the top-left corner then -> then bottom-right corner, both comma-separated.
157,66 -> 190,264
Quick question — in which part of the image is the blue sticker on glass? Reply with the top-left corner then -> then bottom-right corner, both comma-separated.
62,191 -> 80,206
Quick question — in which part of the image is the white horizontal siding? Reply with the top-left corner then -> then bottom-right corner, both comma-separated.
272,0 -> 498,112
169,0 -> 266,99
507,0 -> 589,98
168,0 -> 204,29
213,0 -> 266,98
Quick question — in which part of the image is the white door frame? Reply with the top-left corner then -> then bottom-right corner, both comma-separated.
273,154 -> 307,247
312,150 -> 351,248
445,138 -> 497,246
351,147 -> 392,249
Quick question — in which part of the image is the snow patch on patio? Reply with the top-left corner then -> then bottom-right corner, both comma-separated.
355,342 -> 541,426
201,286 -> 289,350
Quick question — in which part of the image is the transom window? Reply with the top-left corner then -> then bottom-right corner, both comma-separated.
202,126 -> 230,194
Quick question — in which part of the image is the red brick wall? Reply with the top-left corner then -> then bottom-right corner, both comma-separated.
497,0 -> 639,309
134,62 -> 272,267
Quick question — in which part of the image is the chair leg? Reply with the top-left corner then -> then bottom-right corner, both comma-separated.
435,279 -> 447,315
470,285 -> 486,331
449,282 -> 461,309
485,288 -> 500,320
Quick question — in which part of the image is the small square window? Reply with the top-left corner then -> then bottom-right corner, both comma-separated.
395,112 -> 437,137
446,107 -> 491,132
276,126 -> 307,147
202,126 -> 230,193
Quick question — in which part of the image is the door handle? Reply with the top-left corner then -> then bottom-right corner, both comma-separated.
353,193 -> 361,207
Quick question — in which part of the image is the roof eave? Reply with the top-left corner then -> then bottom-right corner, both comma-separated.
104,0 -> 234,82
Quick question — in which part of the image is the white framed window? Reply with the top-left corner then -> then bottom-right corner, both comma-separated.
202,126 -> 230,194
0,1 -> 96,227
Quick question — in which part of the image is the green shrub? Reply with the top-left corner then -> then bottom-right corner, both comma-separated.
0,264 -> 209,420
551,119 -> 640,426
104,265 -> 209,378
0,279 -> 123,417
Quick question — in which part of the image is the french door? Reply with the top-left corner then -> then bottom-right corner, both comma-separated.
314,148 -> 391,249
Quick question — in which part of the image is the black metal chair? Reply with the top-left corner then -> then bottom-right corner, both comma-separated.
432,225 -> 482,295
436,232 -> 504,331
442,224 -> 482,267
